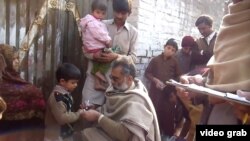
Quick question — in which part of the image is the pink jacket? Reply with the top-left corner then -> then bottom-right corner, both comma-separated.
80,14 -> 111,52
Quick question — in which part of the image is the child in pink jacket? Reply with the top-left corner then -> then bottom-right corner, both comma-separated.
80,0 -> 111,91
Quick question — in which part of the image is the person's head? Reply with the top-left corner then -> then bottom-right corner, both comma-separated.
163,38 -> 178,57
91,0 -> 107,20
0,97 -> 7,120
181,36 -> 196,54
110,58 -> 136,92
112,0 -> 132,26
56,63 -> 81,92
195,15 -> 214,37
0,44 -> 20,73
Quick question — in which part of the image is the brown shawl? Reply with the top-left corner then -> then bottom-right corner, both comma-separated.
0,44 -> 45,120
206,0 -> 250,92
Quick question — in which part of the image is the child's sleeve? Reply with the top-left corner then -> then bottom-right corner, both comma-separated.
48,93 -> 81,125
145,58 -> 156,82
87,21 -> 111,43
174,59 -> 182,81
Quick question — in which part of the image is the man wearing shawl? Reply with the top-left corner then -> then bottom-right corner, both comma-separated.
205,0 -> 250,124
80,58 -> 161,141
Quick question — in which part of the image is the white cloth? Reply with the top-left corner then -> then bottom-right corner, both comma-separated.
205,31 -> 216,45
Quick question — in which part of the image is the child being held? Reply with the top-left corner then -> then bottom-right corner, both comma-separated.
80,0 -> 111,91
44,63 -> 84,141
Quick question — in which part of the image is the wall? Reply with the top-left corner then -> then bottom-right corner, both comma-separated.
0,0 -> 227,100
127,0 -> 226,82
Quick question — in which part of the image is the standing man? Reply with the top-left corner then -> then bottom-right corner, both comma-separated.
82,0 -> 138,107
193,15 -> 217,67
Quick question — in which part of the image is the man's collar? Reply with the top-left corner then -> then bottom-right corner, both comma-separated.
207,31 -> 216,39
205,31 -> 216,44
111,19 -> 129,30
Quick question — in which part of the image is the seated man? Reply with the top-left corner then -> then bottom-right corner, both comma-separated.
80,58 -> 161,141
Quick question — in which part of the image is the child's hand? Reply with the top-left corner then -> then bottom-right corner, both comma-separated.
80,109 -> 101,122
77,109 -> 85,114
80,100 -> 95,110
180,75 -> 203,85
153,78 -> 165,90
105,40 -> 112,48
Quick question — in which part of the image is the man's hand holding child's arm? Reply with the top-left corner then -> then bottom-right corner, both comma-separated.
80,109 -> 101,122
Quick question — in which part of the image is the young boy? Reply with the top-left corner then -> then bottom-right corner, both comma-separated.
44,63 -> 84,141
80,0 -> 111,91
145,39 -> 181,140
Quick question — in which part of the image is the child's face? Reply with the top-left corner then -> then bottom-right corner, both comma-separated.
92,9 -> 106,20
12,52 -> 20,72
60,79 -> 79,92
164,45 -> 177,57
182,47 -> 191,54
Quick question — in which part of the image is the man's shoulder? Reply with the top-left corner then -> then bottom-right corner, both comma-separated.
148,55 -> 161,64
103,19 -> 138,32
195,37 -> 204,42
49,86 -> 70,101
48,90 -> 65,102
154,54 -> 163,60
125,22 -> 138,33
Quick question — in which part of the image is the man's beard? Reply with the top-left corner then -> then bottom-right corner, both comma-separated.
113,78 -> 129,92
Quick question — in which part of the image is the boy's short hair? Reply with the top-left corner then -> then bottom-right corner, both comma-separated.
195,15 -> 213,27
113,0 -> 132,13
56,63 -> 81,82
91,0 -> 107,12
164,38 -> 178,52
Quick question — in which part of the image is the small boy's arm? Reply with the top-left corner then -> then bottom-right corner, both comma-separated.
50,95 -> 81,125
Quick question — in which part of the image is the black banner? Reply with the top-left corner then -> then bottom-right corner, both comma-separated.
196,125 -> 250,141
